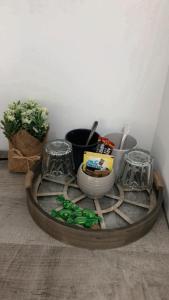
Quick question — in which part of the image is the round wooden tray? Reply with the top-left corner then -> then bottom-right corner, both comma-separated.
26,163 -> 163,249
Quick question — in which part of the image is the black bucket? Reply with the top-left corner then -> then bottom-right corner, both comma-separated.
65,128 -> 99,172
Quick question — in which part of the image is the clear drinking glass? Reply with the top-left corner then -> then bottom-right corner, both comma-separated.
118,149 -> 153,192
42,139 -> 74,179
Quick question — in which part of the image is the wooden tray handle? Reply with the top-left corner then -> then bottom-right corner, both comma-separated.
153,171 -> 164,191
25,170 -> 34,189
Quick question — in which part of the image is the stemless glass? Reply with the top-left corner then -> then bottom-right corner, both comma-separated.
118,149 -> 153,192
42,139 -> 74,179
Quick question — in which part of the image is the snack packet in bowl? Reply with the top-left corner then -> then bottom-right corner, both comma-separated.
83,151 -> 114,177
96,137 -> 115,154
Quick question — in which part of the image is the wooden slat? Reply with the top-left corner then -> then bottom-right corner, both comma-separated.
115,208 -> 133,224
124,199 -> 149,209
94,198 -> 106,229
153,171 -> 164,191
37,191 -> 65,197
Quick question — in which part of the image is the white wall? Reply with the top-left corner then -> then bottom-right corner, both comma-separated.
152,69 -> 169,221
0,0 -> 169,150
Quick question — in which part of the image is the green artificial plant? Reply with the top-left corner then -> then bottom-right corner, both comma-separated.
1,100 -> 49,142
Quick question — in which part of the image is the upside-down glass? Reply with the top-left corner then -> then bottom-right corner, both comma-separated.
42,139 -> 74,179
118,149 -> 153,192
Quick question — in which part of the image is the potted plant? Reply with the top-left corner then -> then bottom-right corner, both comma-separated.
1,100 -> 49,172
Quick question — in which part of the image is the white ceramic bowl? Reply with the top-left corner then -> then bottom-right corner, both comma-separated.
77,164 -> 115,199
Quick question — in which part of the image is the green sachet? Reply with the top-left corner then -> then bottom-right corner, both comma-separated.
50,195 -> 102,229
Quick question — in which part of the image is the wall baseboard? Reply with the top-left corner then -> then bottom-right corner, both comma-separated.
0,151 -> 8,160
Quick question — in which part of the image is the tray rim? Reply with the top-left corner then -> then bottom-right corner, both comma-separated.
26,162 -> 163,249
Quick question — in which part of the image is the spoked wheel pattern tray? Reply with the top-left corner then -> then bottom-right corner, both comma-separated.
26,163 -> 163,249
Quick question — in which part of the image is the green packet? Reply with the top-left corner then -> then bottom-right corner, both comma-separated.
50,195 -> 102,228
